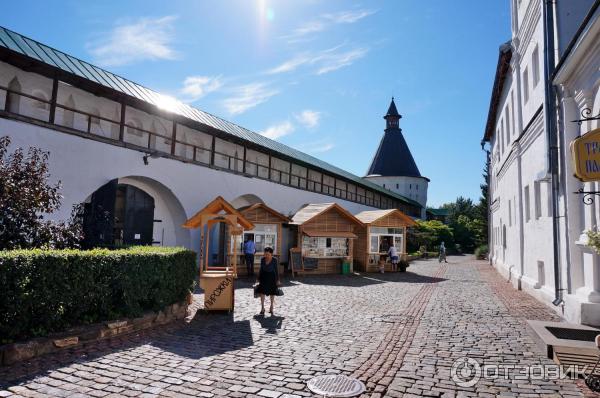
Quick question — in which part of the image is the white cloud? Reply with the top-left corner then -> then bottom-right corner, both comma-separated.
88,16 -> 178,67
294,138 -> 335,153
180,75 -> 223,102
222,82 -> 279,115
260,121 -> 295,140
316,47 -> 368,75
267,54 -> 312,74
323,9 -> 377,24
267,44 -> 367,75
283,8 -> 376,42
295,110 -> 321,129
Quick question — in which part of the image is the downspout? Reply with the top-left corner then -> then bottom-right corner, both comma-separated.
542,0 -> 563,306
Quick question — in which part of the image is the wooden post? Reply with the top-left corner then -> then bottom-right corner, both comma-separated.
170,122 -> 177,155
118,102 -> 126,141
210,135 -> 216,166
48,78 -> 58,124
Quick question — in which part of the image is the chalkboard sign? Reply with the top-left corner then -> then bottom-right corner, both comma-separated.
289,248 -> 303,275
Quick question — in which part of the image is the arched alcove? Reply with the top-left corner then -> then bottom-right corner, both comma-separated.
230,194 -> 264,209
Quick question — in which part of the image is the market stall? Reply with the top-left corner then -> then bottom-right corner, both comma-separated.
229,203 -> 290,276
182,196 -> 254,311
354,209 -> 416,273
290,203 -> 363,275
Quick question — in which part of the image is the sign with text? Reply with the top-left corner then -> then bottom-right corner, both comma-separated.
571,128 -> 600,182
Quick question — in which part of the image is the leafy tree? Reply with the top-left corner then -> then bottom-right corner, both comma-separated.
407,220 -> 454,253
0,136 -> 82,249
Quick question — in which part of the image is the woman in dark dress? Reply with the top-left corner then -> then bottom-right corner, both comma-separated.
256,247 -> 280,315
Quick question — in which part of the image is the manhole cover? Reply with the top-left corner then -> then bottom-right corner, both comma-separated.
307,375 -> 365,397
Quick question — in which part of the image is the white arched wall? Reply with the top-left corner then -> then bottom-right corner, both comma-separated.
1,117 -> 391,255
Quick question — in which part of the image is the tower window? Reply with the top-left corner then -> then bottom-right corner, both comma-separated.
396,184 -> 399,189
409,184 -> 412,189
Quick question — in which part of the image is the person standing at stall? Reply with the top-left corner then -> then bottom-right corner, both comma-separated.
244,236 -> 256,277
388,244 -> 399,272
256,247 -> 280,315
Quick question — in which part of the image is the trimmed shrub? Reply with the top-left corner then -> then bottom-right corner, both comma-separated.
0,246 -> 196,343
474,245 -> 488,260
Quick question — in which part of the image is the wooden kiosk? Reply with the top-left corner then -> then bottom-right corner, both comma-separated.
182,196 -> 254,311
290,203 -> 364,275
354,209 -> 416,273
229,203 -> 290,277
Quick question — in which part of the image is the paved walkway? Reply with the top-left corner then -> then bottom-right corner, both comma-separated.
1,256 -> 598,397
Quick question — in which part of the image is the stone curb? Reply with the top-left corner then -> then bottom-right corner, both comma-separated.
0,301 -> 188,366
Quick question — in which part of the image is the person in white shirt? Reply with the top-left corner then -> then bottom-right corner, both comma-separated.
388,245 -> 399,272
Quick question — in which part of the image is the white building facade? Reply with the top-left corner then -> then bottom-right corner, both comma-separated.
0,26 -> 422,261
485,0 -> 600,326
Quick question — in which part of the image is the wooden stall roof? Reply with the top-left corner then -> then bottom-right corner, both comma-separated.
182,196 -> 254,229
237,203 -> 291,223
354,209 -> 417,227
290,203 -> 364,227
303,230 -> 358,238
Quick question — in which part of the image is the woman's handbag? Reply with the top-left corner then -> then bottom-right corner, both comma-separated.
275,287 -> 284,297
253,285 -> 260,298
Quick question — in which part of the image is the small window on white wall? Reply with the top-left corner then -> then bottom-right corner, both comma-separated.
532,45 -> 540,87
534,181 -> 542,219
524,185 -> 531,222
523,68 -> 530,103
508,200 -> 512,227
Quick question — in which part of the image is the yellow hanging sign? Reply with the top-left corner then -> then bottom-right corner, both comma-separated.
571,128 -> 600,182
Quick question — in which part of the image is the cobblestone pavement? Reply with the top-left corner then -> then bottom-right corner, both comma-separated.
1,256 -> 599,397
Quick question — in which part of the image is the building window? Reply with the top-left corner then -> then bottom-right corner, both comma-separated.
232,224 -> 277,254
369,227 -> 404,254
383,183 -> 386,188
534,181 -> 542,219
396,183 -> 399,189
524,185 -> 531,222
532,45 -> 540,87
508,199 -> 512,227
523,68 -> 529,104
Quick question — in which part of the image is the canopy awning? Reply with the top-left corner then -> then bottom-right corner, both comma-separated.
302,230 -> 358,239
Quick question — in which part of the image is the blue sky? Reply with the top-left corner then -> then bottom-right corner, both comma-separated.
1,1 -> 510,207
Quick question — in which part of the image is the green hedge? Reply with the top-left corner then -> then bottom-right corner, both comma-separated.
0,246 -> 196,343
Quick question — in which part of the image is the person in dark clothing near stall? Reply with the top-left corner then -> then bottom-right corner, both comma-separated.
243,236 -> 256,277
255,247 -> 280,315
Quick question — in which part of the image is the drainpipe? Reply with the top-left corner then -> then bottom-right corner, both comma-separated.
542,0 -> 563,306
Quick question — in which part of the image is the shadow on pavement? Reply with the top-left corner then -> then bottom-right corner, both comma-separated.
151,313 -> 254,359
252,315 -> 284,334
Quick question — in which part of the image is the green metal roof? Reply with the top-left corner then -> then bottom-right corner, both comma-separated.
426,208 -> 450,216
0,25 -> 421,208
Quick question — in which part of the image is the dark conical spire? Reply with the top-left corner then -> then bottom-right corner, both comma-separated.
385,97 -> 401,118
367,99 -> 422,178
384,97 -> 401,129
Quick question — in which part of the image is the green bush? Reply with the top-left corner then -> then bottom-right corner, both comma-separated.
474,245 -> 488,260
0,246 -> 196,343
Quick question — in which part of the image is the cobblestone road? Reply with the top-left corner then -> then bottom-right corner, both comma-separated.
1,256 -> 598,397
